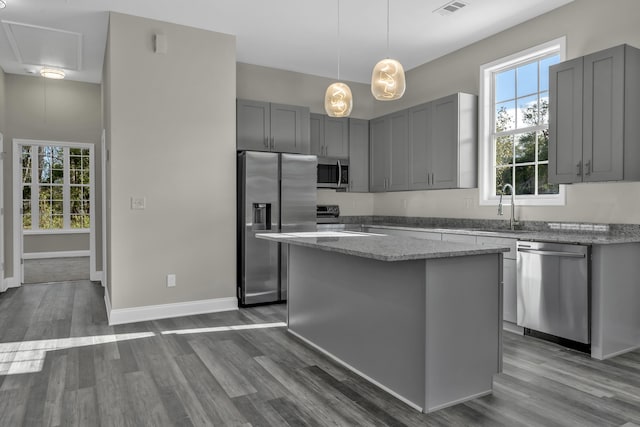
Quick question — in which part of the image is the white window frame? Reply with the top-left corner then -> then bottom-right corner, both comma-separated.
478,37 -> 567,206
17,141 -> 93,232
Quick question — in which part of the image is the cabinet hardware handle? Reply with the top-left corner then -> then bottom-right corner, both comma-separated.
585,160 -> 591,176
431,173 -> 435,186
576,161 -> 582,176
264,137 -> 269,148
427,172 -> 430,186
271,137 -> 275,150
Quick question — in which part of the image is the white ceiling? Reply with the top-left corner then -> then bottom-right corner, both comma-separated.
0,0 -> 574,84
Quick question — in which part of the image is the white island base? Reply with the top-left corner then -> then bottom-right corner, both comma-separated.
286,245 -> 503,413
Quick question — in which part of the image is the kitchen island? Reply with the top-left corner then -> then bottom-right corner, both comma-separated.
257,231 -> 509,413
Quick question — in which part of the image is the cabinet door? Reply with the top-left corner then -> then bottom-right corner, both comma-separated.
237,99 -> 270,151
310,113 -> 324,156
271,104 -> 310,154
349,118 -> 369,192
324,117 -> 349,159
388,110 -> 409,191
369,117 -> 389,192
430,94 -> 459,189
549,57 -> 584,184
583,45 -> 625,182
408,102 -> 431,190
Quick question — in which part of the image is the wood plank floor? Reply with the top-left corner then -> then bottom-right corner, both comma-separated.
1,281 -> 639,426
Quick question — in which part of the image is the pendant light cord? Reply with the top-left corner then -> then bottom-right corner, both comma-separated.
386,0 -> 390,56
337,0 -> 341,80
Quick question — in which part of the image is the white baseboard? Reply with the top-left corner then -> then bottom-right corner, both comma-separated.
90,270 -> 102,282
104,290 -> 112,324
2,276 -> 21,292
22,250 -> 90,260
106,296 -> 238,326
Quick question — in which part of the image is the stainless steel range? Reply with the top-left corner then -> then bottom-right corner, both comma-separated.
316,205 -> 340,224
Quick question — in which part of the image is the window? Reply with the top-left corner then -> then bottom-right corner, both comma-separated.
21,144 -> 92,231
479,38 -> 566,206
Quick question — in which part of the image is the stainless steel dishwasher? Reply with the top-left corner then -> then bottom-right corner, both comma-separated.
517,241 -> 590,350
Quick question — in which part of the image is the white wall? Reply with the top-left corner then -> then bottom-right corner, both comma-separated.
105,13 -> 236,309
239,0 -> 640,224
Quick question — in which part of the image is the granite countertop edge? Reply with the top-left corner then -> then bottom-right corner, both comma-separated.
257,233 -> 509,262
357,223 -> 640,245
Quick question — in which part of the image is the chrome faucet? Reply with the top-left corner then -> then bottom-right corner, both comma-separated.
498,183 -> 519,230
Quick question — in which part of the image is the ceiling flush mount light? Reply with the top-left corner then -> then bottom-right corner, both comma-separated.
371,0 -> 406,101
0,0 -> 6,9
40,68 -> 65,79
324,0 -> 353,117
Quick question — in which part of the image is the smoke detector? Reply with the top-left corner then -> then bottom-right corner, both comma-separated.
434,0 -> 469,16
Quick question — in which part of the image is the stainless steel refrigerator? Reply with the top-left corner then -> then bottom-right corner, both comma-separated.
237,151 -> 317,306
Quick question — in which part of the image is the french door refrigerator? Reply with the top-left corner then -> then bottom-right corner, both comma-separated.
237,151 -> 317,306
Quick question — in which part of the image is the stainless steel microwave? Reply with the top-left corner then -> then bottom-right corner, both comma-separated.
317,158 -> 349,189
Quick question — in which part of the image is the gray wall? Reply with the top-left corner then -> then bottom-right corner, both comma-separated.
105,13 -> 236,310
0,67 -> 5,134
3,74 -> 102,278
23,233 -> 89,253
238,0 -> 640,224
237,63 -> 374,119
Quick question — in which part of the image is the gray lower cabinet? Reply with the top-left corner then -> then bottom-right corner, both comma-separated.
476,236 -> 518,324
549,44 -> 640,184
408,93 -> 478,190
348,118 -> 369,192
310,113 -> 349,159
369,110 -> 409,192
237,99 -> 310,154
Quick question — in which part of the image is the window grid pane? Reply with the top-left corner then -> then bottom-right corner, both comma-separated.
492,52 -> 560,197
22,144 -> 91,231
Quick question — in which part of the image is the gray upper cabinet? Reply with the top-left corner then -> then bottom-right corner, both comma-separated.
408,93 -> 478,190
237,100 -> 270,151
309,113 -> 349,159
349,118 -> 369,192
237,99 -> 310,154
549,44 -> 640,184
369,116 -> 388,192
409,102 -> 431,190
369,110 -> 409,192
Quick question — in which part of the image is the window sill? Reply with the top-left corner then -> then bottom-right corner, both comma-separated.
23,229 -> 90,235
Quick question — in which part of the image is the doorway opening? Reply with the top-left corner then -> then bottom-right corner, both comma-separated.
13,139 -> 97,285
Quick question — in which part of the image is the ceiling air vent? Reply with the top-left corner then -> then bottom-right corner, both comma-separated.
434,0 -> 469,16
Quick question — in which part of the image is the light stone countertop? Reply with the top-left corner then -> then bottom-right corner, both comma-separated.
256,231 -> 509,262
360,224 -> 640,245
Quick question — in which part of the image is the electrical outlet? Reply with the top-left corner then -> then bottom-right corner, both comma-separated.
167,274 -> 176,287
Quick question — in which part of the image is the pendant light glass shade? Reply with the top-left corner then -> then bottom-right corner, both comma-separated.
324,82 -> 353,117
371,58 -> 405,100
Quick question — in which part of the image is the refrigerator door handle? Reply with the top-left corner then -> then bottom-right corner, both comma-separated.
337,160 -> 342,189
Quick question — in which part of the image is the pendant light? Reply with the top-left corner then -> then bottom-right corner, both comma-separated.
371,0 -> 405,101
324,0 -> 353,117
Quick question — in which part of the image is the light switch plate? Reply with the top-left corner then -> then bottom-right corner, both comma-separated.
131,197 -> 146,210
167,274 -> 176,287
